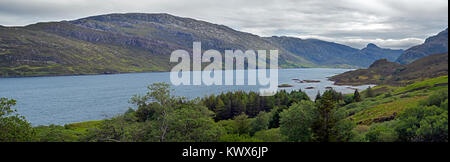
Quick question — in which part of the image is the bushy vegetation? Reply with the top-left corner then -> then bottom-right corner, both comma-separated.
0,98 -> 34,142
342,82 -> 448,142
1,75 -> 448,142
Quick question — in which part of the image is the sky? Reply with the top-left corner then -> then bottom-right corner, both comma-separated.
0,0 -> 447,49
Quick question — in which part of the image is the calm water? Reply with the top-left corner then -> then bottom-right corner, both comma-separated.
0,68 -> 373,126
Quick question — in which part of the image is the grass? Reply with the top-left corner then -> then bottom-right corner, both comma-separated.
344,75 -> 448,126
33,120 -> 103,142
65,120 -> 102,132
349,96 -> 426,125
394,76 -> 448,94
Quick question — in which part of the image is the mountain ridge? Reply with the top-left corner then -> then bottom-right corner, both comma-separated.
396,28 -> 448,64
0,13 -> 412,77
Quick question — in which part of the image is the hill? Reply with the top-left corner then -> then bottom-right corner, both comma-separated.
0,22 -> 174,76
330,53 -> 448,86
396,28 -> 448,64
1,13 -> 405,77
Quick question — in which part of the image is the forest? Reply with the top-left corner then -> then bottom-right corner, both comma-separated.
1,75 -> 448,142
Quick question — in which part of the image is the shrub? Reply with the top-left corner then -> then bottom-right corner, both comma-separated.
280,101 -> 318,142
365,121 -> 399,142
0,98 -> 34,142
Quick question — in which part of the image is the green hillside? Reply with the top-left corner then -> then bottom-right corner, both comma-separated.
342,76 -> 448,125
0,25 -> 171,77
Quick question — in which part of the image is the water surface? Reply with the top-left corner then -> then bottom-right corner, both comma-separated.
0,68 -> 373,126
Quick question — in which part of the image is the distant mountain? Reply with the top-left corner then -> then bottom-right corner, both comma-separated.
265,36 -> 359,67
265,37 -> 402,67
1,13 -> 406,77
357,43 -> 403,62
330,53 -> 448,86
396,28 -> 448,64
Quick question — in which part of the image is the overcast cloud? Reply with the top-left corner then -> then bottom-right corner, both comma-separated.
0,0 -> 447,49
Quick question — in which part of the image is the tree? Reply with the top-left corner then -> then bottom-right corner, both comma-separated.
333,120 -> 356,142
130,83 -> 181,142
91,83 -> 226,142
215,98 -> 228,121
343,95 -> 354,105
313,90 -> 338,142
353,90 -> 362,102
84,115 -> 147,142
165,105 -> 224,142
250,111 -> 271,135
366,86 -> 374,98
279,101 -> 318,142
268,105 -> 288,128
289,90 -> 310,105
0,98 -> 34,142
233,113 -> 251,135
135,102 -> 160,122
315,91 -> 321,103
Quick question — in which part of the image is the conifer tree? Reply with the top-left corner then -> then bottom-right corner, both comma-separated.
315,91 -> 321,102
313,90 -> 337,142
353,90 -> 362,102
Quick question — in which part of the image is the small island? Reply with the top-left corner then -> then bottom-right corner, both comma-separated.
293,79 -> 321,83
303,80 -> 321,83
278,84 -> 294,88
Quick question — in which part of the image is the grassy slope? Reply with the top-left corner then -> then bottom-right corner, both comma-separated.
342,75 -> 448,125
0,26 -> 171,77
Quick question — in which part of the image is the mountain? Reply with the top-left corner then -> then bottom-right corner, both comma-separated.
396,28 -> 448,64
330,53 -> 448,86
357,43 -> 403,62
264,37 -> 403,67
1,13 -> 404,77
